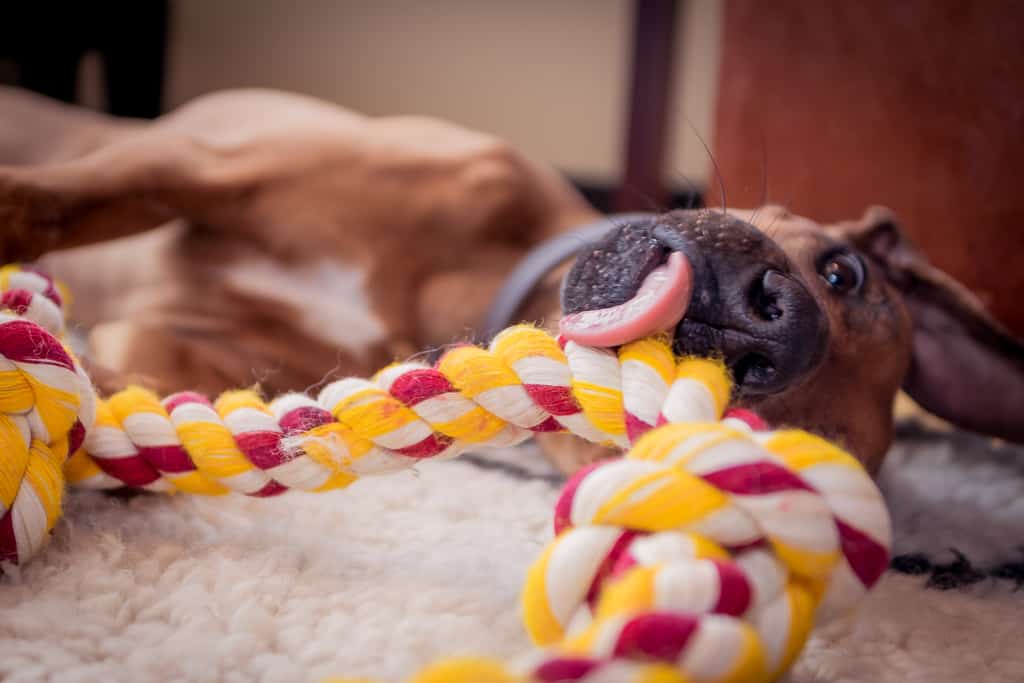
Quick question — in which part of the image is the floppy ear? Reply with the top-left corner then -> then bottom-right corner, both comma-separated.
843,206 -> 1024,443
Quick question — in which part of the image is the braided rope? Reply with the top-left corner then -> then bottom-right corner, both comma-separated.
0,265 -> 892,682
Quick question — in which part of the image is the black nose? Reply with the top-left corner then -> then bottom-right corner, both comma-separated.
713,267 -> 828,393
653,211 -> 829,395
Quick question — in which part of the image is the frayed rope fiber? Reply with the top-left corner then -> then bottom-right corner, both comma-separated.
0,264 -> 891,683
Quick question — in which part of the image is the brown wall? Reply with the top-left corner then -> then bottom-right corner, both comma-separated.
713,1 -> 1024,335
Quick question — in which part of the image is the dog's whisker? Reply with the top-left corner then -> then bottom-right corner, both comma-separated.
685,118 -> 727,215
668,170 -> 704,211
749,130 -> 770,227
763,194 -> 793,237
618,182 -> 667,213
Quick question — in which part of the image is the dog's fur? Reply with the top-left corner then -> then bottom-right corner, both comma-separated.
1,87 -> 1021,474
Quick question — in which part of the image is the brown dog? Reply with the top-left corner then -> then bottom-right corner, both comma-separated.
2,87 -> 1021,474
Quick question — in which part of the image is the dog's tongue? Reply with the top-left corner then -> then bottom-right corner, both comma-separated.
559,251 -> 693,347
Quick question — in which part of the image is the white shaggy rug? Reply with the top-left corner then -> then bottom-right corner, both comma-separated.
2,425 -> 1023,683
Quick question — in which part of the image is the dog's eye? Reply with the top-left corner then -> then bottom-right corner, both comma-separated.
818,251 -> 865,294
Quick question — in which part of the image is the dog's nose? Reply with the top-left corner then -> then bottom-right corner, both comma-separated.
652,212 -> 830,395
712,265 -> 828,393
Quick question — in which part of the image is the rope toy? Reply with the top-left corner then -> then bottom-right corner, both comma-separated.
0,264 -> 892,682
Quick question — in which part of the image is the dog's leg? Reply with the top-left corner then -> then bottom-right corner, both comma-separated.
0,85 -> 139,165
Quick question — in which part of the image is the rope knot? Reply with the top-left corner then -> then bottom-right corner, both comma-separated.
521,422 -> 891,681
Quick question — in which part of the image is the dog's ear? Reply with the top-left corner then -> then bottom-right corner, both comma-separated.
843,206 -> 1024,443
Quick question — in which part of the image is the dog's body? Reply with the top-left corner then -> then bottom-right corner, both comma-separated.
2,87 -> 1021,473
0,87 -> 595,393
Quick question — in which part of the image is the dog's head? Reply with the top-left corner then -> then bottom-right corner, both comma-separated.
560,206 -> 1024,471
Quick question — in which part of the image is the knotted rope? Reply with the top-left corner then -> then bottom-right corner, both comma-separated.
0,264 -> 891,682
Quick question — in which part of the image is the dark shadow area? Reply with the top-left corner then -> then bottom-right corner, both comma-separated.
0,2 -> 169,117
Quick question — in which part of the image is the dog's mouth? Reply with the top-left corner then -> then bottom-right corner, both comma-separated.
558,250 -> 693,347
559,211 -> 829,398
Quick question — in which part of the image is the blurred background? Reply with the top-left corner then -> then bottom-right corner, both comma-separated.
1,0 -> 1022,335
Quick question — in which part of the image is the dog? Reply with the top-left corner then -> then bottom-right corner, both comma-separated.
1,87 -> 1021,475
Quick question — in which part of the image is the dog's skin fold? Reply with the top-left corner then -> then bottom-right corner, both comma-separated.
1,87 -> 1021,474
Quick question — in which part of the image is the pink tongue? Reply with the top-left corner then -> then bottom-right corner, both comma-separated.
559,251 -> 693,347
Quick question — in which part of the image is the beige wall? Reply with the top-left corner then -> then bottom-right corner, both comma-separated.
166,0 -> 721,186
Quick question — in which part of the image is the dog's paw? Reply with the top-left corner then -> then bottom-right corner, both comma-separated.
0,171 -> 68,262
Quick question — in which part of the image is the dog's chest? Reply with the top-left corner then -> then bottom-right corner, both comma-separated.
225,256 -> 387,356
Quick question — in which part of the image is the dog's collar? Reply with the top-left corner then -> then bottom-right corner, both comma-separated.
481,213 -> 654,342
